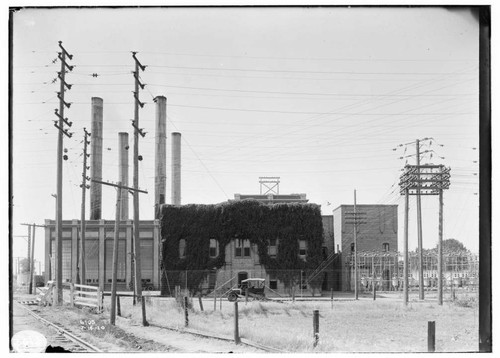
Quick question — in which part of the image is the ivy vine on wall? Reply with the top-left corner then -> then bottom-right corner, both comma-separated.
160,200 -> 325,293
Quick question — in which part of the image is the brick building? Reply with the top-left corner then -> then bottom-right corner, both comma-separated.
332,205 -> 398,291
44,219 -> 160,291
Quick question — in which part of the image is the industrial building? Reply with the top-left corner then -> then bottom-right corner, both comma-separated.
44,95 -> 170,293
44,219 -> 160,291
43,95 -> 397,296
332,204 -> 399,291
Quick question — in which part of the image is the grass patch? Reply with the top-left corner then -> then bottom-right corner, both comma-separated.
107,296 -> 478,353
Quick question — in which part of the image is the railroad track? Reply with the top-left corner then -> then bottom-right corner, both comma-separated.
16,300 -> 282,353
147,322 -> 287,353
15,301 -> 103,353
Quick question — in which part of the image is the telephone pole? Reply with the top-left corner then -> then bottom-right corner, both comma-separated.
91,179 -> 148,326
30,225 -> 36,294
399,164 -> 450,306
345,191 -> 367,300
403,188 -> 409,306
80,128 -> 91,285
53,41 -> 74,305
416,139 -> 424,300
26,224 -> 31,294
131,52 -> 146,308
21,223 -> 47,294
398,137 -> 434,301
353,190 -> 358,300
111,182 -> 122,325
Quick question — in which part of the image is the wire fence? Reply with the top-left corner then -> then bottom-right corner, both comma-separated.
158,252 -> 478,298
345,251 -> 479,293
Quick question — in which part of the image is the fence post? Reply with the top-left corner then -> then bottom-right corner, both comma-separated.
313,309 -> 319,347
330,288 -> 333,309
97,287 -> 102,313
373,284 -> 377,301
117,295 -> 121,317
141,297 -> 149,326
234,300 -> 240,344
184,296 -> 189,327
70,283 -> 74,307
198,293 -> 204,312
428,321 -> 436,352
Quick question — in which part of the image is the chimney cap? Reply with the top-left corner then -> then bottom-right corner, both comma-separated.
153,95 -> 167,102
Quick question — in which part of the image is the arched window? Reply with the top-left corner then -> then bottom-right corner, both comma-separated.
179,239 -> 186,258
209,239 -> 219,258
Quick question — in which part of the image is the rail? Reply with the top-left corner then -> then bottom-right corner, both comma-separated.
15,301 -> 103,353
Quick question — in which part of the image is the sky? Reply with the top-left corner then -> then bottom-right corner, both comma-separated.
9,6 -> 482,273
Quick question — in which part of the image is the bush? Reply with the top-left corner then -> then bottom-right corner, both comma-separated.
453,295 -> 477,308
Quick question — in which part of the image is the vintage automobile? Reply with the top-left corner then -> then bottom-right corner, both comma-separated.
227,278 -> 266,302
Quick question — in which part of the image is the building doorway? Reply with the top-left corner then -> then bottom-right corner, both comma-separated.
238,272 -> 248,288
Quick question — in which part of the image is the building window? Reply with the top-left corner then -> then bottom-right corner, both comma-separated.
299,240 -> 308,257
268,238 -> 278,258
382,243 -> 389,252
179,239 -> 186,259
351,243 -> 355,252
235,239 -> 251,257
209,239 -> 219,258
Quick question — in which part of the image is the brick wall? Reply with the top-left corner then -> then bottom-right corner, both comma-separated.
332,205 -> 398,291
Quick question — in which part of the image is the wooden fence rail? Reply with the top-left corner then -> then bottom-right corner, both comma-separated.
70,283 -> 102,312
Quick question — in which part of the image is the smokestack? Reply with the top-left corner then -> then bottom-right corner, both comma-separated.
118,132 -> 129,220
90,97 -> 103,220
154,96 -> 167,216
171,132 -> 181,206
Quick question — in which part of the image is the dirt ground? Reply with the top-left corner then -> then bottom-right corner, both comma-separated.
12,289 -> 479,353
11,292 -> 263,353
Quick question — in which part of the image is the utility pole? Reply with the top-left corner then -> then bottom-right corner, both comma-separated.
416,139 -> 424,300
21,223 -> 47,294
438,188 -> 443,306
398,137 -> 435,301
26,224 -> 31,294
91,179 -> 148,326
403,188 -> 409,306
353,190 -> 358,300
53,41 -> 73,305
399,164 -> 450,306
80,128 -> 91,285
131,51 -> 146,309
345,191 -> 366,300
30,225 -> 36,293
111,181 -> 122,326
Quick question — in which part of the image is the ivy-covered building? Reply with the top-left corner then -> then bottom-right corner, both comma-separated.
159,199 -> 337,296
